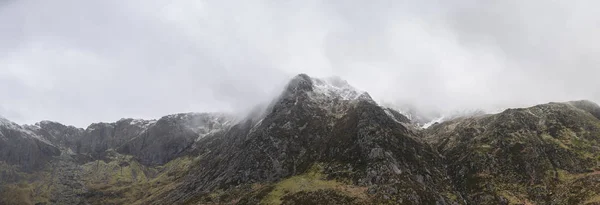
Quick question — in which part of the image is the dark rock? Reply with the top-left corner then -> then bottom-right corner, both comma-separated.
0,118 -> 61,172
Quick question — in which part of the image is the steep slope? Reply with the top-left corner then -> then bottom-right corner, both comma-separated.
27,121 -> 85,151
146,74 -> 458,205
117,113 -> 233,165
426,101 -> 600,204
74,119 -> 155,159
0,117 -> 61,172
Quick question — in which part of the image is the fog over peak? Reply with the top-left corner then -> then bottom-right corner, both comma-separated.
1,0 -> 599,127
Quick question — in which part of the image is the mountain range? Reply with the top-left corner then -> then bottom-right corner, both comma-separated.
1,74 -> 599,205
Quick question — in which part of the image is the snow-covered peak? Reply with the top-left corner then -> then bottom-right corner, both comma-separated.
37,120 -> 59,126
160,112 -> 231,122
281,74 -> 372,103
309,76 -> 368,101
0,116 -> 55,145
0,116 -> 20,130
119,118 -> 157,129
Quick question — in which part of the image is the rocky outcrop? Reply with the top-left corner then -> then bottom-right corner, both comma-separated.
49,153 -> 88,205
74,119 -> 152,158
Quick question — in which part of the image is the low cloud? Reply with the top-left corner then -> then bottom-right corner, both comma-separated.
1,0 -> 599,127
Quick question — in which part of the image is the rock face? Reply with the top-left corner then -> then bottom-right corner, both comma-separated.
426,101 -> 600,204
118,113 -> 232,165
0,118 -> 61,172
1,74 -> 600,205
0,113 -> 233,168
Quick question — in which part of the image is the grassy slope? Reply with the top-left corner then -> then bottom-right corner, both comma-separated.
0,153 -> 196,205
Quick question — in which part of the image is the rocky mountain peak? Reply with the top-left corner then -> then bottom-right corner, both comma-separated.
268,74 -> 375,121
36,120 -> 64,127
285,73 -> 314,93
0,116 -> 20,130
282,74 -> 371,102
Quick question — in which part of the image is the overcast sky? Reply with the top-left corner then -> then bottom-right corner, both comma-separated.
1,0 -> 599,127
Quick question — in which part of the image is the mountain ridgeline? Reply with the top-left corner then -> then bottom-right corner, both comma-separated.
1,74 -> 599,205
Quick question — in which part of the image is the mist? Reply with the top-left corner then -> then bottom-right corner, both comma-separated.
1,0 -> 599,127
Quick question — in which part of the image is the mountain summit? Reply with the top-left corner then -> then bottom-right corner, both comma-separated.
1,74 -> 599,205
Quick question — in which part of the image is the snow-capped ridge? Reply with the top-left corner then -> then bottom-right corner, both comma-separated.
155,112 -> 233,141
309,76 -> 368,101
283,74 -> 371,102
259,74 -> 376,122
0,116 -> 55,146
0,116 -> 20,130
116,118 -> 158,130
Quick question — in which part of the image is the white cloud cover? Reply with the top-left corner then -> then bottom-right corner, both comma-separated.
1,0 -> 599,127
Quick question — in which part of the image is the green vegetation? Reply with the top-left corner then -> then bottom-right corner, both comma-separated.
0,162 -> 56,205
261,164 -> 367,205
1,153 -> 197,205
81,154 -> 196,205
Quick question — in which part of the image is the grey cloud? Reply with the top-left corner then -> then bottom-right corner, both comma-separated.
1,0 -> 599,127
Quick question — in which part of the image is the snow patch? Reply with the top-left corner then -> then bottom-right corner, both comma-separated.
309,77 -> 365,101
249,118 -> 264,134
23,128 -> 54,145
129,118 -> 157,129
65,148 -> 76,155
421,116 -> 445,129
0,117 -> 20,130
0,117 -> 55,145
384,109 -> 403,124
301,76 -> 373,118
194,114 -> 235,141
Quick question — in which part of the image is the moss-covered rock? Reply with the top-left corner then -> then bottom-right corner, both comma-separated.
427,101 -> 600,204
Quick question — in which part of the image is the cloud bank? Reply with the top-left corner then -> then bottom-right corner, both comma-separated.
1,0 -> 599,127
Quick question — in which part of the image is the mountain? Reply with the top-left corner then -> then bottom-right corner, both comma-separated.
0,113 -> 233,204
152,74 -> 455,204
1,74 -> 599,205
